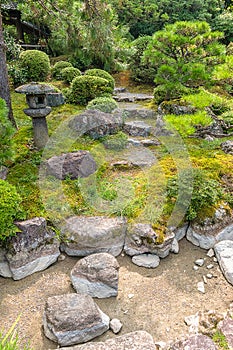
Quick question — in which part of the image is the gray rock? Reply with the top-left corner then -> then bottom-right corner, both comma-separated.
170,334 -> 217,350
45,151 -> 97,180
114,92 -> 153,102
173,224 -> 189,241
214,240 -> 233,285
118,107 -> 157,120
197,281 -> 205,293
0,166 -> 8,180
132,254 -> 160,268
170,238 -> 179,254
217,318 -> 233,348
123,121 -> 152,137
59,330 -> 156,349
186,207 -> 233,249
61,216 -> 127,257
221,140 -> 233,155
124,224 -> 175,258
110,318 -> 122,334
126,146 -> 157,167
5,217 -> 60,280
159,102 -> 196,115
195,259 -> 205,267
43,293 -> 109,346
71,253 -> 119,298
207,248 -> 215,258
69,109 -> 123,139
0,247 -> 12,278
46,92 -> 65,107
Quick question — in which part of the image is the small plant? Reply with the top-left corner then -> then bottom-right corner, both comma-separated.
61,67 -> 81,83
0,180 -> 24,241
85,68 -> 115,89
212,330 -> 229,349
87,96 -> 118,113
19,50 -> 50,82
67,75 -> 113,105
51,61 -> 73,79
0,98 -> 15,166
103,131 -> 128,150
0,316 -> 32,350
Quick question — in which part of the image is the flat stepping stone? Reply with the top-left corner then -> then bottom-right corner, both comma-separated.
71,253 -> 119,298
171,334 -> 217,349
59,330 -> 156,349
114,92 -> 153,102
214,240 -> 233,285
132,254 -> 160,268
43,293 -> 109,347
123,121 -> 152,137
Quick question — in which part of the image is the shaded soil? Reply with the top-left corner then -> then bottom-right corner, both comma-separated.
0,239 -> 232,349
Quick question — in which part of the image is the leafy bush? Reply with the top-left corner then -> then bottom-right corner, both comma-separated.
166,169 -> 224,221
51,61 -> 73,79
0,180 -> 23,241
67,75 -> 113,105
103,131 -> 128,150
7,63 -> 28,87
19,50 -> 50,82
85,69 -> 115,89
0,99 -> 15,166
183,89 -> 228,109
87,96 -> 118,113
61,67 -> 81,83
3,29 -> 22,61
154,83 -> 189,104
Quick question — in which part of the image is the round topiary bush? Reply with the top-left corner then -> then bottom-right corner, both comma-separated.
0,180 -> 23,241
19,50 -> 50,82
61,67 -> 82,83
68,75 -> 114,105
85,69 -> 115,89
51,61 -> 73,79
87,96 -> 118,113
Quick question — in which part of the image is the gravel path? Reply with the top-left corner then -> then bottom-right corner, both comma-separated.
0,239 -> 232,349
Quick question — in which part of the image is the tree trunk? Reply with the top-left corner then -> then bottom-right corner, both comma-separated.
0,11 -> 17,128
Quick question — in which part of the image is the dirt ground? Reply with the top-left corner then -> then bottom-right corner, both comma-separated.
0,238 -> 232,350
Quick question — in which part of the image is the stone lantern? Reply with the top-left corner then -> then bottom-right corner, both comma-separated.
15,82 -> 55,150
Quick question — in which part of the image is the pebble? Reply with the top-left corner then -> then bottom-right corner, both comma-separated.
213,257 -> 218,262
197,281 -> 205,293
193,265 -> 199,271
128,293 -> 134,299
110,318 -> 123,334
203,275 -> 207,284
195,258 -> 205,267
207,264 -> 214,269
206,248 -> 215,258
206,273 -> 213,279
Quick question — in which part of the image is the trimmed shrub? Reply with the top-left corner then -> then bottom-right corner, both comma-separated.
103,131 -> 128,150
0,98 -> 15,166
51,61 -> 73,79
68,75 -> 113,105
87,96 -> 118,113
0,180 -> 23,241
85,69 -> 115,89
19,50 -> 50,82
61,67 -> 81,83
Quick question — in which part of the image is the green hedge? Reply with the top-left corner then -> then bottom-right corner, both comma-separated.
19,50 -> 50,82
85,69 -> 115,89
87,96 -> 118,113
61,67 -> 81,83
51,61 -> 73,79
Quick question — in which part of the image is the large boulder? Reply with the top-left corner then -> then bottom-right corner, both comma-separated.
43,293 -> 109,347
214,240 -> 233,285
124,223 -> 175,258
61,216 -> 127,257
170,334 -> 217,350
123,121 -> 152,137
59,330 -> 156,349
186,207 -> 233,249
69,109 -> 123,139
3,217 -> 60,280
71,253 -> 119,298
45,151 -> 97,180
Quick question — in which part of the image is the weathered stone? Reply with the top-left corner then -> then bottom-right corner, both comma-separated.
71,253 -> 119,298
186,207 -> 233,249
46,92 -> 65,107
173,224 -> 189,241
61,216 -> 127,257
170,334 -> 217,350
170,238 -> 179,254
123,121 -> 152,137
0,247 -> 12,278
43,293 -> 109,346
5,217 -> 60,280
207,248 -> 215,258
218,318 -> 233,348
110,318 -> 122,334
132,254 -> 160,268
195,259 -> 205,267
59,330 -> 156,349
126,146 -> 157,167
159,101 -> 196,115
214,240 -> 233,285
69,110 -> 123,139
0,166 -> 8,180
221,140 -> 233,155
114,92 -> 153,102
118,107 -> 157,120
45,151 -> 97,180
124,224 -> 175,258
